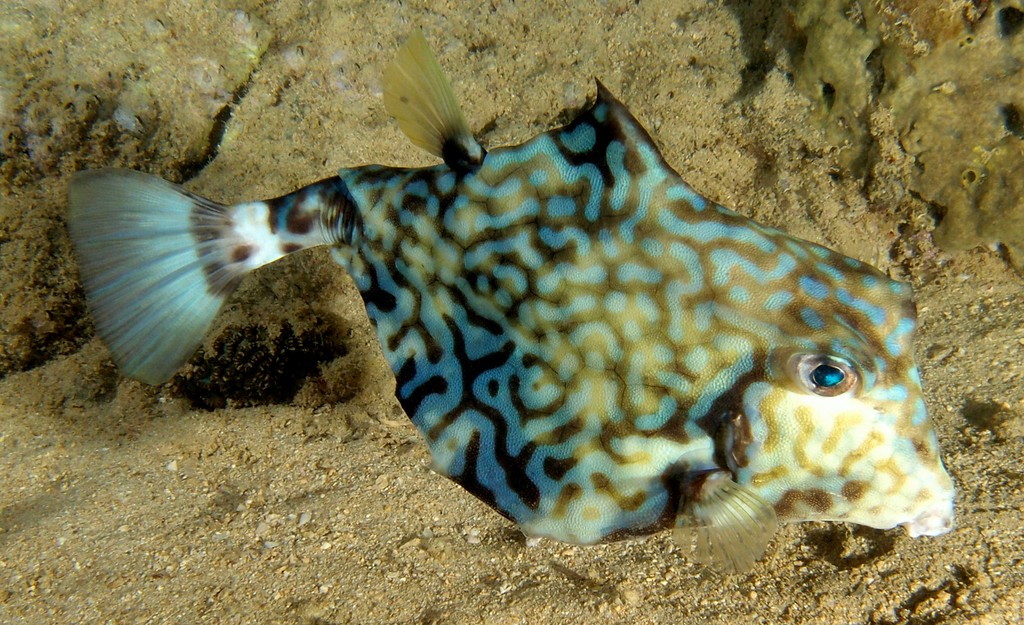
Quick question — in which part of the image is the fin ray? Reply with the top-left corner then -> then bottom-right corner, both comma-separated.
67,169 -> 246,384
383,30 -> 484,169
673,472 -> 778,573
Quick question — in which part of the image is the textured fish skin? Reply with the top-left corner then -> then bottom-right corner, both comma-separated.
68,75 -> 954,563
266,84 -> 951,544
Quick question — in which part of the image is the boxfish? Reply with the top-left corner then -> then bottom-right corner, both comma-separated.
67,31 -> 953,571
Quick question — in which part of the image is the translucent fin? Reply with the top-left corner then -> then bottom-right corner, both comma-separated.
383,30 -> 484,170
67,169 -> 246,385
673,471 -> 778,573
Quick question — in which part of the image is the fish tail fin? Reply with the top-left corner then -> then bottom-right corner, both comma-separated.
383,30 -> 485,170
67,168 -> 345,384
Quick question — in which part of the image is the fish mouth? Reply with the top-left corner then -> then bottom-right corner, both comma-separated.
901,503 -> 954,537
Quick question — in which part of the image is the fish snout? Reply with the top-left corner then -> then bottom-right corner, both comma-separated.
901,501 -> 954,537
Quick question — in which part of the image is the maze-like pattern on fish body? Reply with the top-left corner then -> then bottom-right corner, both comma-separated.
324,87 -> 942,543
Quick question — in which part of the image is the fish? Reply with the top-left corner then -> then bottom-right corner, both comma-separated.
66,31 -> 954,572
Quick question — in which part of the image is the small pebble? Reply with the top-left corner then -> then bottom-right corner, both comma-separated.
113,105 -> 141,134
143,18 -> 168,39
282,44 -> 308,75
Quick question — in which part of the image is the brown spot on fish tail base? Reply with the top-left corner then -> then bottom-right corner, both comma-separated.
188,194 -> 243,295
289,185 -> 327,234
262,176 -> 359,239
230,244 -> 253,263
286,208 -> 314,235
265,195 -> 286,235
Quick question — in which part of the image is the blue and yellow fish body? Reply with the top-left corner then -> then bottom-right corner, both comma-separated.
68,32 -> 953,571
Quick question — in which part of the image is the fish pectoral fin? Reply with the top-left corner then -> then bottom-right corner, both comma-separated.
673,470 -> 777,574
382,30 -> 484,171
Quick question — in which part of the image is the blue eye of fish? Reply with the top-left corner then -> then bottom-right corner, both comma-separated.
811,364 -> 845,388
790,354 -> 857,397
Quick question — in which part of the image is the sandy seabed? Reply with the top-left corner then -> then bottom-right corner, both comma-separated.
1,1 -> 1023,623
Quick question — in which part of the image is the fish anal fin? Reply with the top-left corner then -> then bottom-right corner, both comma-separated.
382,30 -> 484,171
673,470 -> 778,573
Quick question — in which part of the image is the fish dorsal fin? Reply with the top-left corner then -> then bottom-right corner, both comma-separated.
673,470 -> 778,573
588,80 -> 673,170
383,30 -> 484,171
